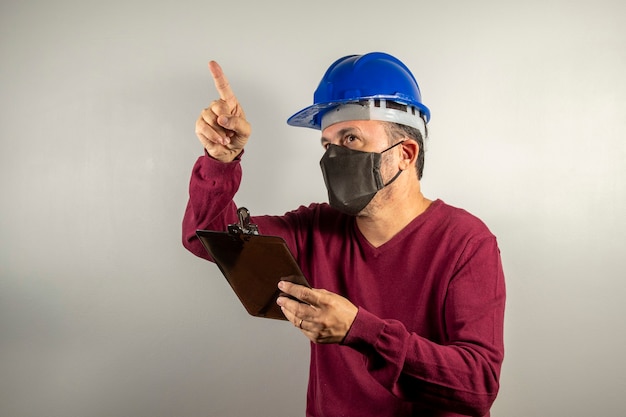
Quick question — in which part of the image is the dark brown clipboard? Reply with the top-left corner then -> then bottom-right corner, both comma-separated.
195,208 -> 310,320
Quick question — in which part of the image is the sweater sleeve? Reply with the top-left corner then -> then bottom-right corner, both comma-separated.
342,235 -> 506,416
181,153 -> 243,260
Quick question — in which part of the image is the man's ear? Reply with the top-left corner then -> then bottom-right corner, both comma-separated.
399,139 -> 419,170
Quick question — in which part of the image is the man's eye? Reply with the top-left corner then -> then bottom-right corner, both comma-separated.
345,135 -> 357,144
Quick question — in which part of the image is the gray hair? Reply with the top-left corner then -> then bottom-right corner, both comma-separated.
384,121 -> 427,180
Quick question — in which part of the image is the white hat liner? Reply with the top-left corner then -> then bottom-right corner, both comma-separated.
321,99 -> 426,139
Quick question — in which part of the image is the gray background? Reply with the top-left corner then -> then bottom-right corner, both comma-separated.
1,1 -> 625,416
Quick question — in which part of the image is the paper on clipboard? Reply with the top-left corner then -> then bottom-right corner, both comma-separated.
195,207 -> 310,320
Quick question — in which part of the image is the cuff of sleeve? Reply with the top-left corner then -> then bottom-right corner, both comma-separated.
341,307 -> 386,349
203,149 -> 245,161
194,150 -> 244,181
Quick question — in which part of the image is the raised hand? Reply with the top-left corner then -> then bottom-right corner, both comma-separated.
195,61 -> 251,162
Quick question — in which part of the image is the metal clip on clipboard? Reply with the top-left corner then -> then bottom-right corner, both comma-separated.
227,207 -> 259,236
195,207 -> 310,320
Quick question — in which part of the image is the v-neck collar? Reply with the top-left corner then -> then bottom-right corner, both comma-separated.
353,199 -> 442,258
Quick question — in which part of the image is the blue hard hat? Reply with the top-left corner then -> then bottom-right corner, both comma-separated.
287,52 -> 430,130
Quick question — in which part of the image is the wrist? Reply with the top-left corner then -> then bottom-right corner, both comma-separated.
205,147 -> 243,162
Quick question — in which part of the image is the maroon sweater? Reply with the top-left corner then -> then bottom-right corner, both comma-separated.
182,155 -> 506,417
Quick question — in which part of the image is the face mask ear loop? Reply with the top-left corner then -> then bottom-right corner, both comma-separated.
381,140 -> 405,187
381,140 -> 405,153
383,169 -> 403,187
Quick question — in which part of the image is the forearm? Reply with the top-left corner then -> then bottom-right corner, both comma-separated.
181,153 -> 243,260
343,308 -> 502,416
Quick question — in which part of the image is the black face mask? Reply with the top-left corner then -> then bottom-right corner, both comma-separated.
319,142 -> 403,216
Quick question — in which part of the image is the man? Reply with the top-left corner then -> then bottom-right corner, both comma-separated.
182,52 -> 505,417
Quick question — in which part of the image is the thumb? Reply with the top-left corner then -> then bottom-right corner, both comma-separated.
217,113 -> 251,143
217,114 -> 231,129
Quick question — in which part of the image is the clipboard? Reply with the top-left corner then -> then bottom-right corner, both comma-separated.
196,207 -> 310,320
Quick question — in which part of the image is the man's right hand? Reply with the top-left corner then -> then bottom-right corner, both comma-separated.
195,61 -> 251,162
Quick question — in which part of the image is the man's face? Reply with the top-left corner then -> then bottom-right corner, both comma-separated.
320,120 -> 392,153
319,119 -> 405,216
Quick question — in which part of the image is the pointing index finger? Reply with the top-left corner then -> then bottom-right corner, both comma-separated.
208,60 -> 237,110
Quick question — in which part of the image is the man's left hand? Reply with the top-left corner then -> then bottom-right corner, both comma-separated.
276,280 -> 358,344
